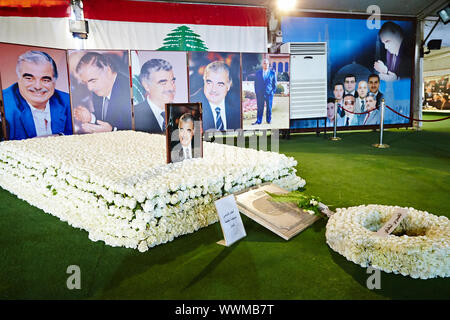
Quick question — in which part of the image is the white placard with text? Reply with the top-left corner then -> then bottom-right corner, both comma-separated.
376,208 -> 408,237
215,195 -> 246,246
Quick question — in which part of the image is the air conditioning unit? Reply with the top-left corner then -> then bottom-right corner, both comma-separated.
281,42 -> 327,120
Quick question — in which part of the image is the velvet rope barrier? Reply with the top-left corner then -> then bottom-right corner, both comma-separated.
338,105 -> 372,115
384,105 -> 450,122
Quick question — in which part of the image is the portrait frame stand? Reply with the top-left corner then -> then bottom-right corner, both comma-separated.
329,99 -> 341,141
373,99 -> 390,149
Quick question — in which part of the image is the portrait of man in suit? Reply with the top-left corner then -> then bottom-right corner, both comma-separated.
2,50 -> 73,140
170,113 -> 196,163
355,80 -> 368,124
363,93 -> 380,125
134,58 -> 176,134
374,21 -> 411,81
333,82 -> 346,118
344,74 -> 358,97
73,52 -> 132,133
253,58 -> 277,125
342,94 -> 358,126
325,97 -> 345,127
191,60 -> 240,131
368,74 -> 384,108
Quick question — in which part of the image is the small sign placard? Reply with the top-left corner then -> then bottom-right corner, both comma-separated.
215,195 -> 246,246
375,208 -> 408,237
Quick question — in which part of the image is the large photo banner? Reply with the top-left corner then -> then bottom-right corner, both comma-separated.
131,51 -> 188,134
0,42 -> 72,140
242,53 -> 290,130
188,52 -> 241,131
282,17 -> 414,129
68,50 -> 132,134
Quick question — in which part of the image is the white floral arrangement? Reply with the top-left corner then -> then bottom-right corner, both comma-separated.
0,131 -> 305,252
325,205 -> 450,279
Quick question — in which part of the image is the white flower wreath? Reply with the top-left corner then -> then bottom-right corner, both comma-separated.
325,205 -> 450,279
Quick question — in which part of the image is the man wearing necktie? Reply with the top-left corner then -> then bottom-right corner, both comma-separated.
134,59 -> 176,134
354,80 -> 368,125
73,52 -> 132,133
253,58 -> 277,125
170,113 -> 196,163
191,61 -> 240,132
333,83 -> 346,119
343,94 -> 357,126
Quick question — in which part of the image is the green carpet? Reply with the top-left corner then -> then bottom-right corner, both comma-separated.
1,115 -> 449,300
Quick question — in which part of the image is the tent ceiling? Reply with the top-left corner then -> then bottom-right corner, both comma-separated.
167,0 -> 448,18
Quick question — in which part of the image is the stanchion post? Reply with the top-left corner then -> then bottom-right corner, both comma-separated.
329,98 -> 341,141
373,98 -> 390,148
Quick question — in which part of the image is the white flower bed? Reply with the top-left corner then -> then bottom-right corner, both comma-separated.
326,205 -> 450,279
0,131 -> 305,252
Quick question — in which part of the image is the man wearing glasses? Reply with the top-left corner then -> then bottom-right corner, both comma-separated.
342,94 -> 358,126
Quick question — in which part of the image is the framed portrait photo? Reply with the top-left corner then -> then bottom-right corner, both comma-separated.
166,102 -> 203,164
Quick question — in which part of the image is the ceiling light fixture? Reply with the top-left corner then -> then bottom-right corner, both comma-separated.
277,0 -> 297,12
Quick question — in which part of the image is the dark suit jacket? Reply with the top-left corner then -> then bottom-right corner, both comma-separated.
92,72 -> 132,130
2,83 -> 73,140
385,38 -> 412,80
134,99 -> 164,134
375,91 -> 384,108
254,69 -> 277,98
190,90 -> 240,131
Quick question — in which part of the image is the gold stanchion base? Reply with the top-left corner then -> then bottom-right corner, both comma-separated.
329,137 -> 342,141
372,143 -> 390,148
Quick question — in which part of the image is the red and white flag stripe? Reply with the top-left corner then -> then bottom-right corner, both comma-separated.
0,0 -> 267,52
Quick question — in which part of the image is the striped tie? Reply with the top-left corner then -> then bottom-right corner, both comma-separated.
215,107 -> 224,130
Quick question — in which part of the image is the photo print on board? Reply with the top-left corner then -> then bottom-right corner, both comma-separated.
131,50 -> 189,134
68,50 -> 132,134
0,42 -> 72,140
166,102 -> 202,164
189,51 -> 241,133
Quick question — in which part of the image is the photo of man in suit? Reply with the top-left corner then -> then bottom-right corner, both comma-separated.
374,21 -> 411,81
191,61 -> 240,131
342,94 -> 358,126
368,74 -> 384,108
2,50 -> 73,140
333,82 -> 346,118
134,59 -> 175,133
326,97 -> 345,127
73,52 -> 132,133
363,93 -> 380,125
344,74 -> 358,97
170,113 -> 196,163
253,58 -> 277,125
355,80 -> 368,125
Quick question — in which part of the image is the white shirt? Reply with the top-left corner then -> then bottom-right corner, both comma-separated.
27,101 -> 52,137
345,114 -> 355,126
148,96 -> 165,131
209,99 -> 227,130
182,145 -> 192,159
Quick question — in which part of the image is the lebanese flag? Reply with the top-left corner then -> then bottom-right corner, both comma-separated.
0,0 -> 267,52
